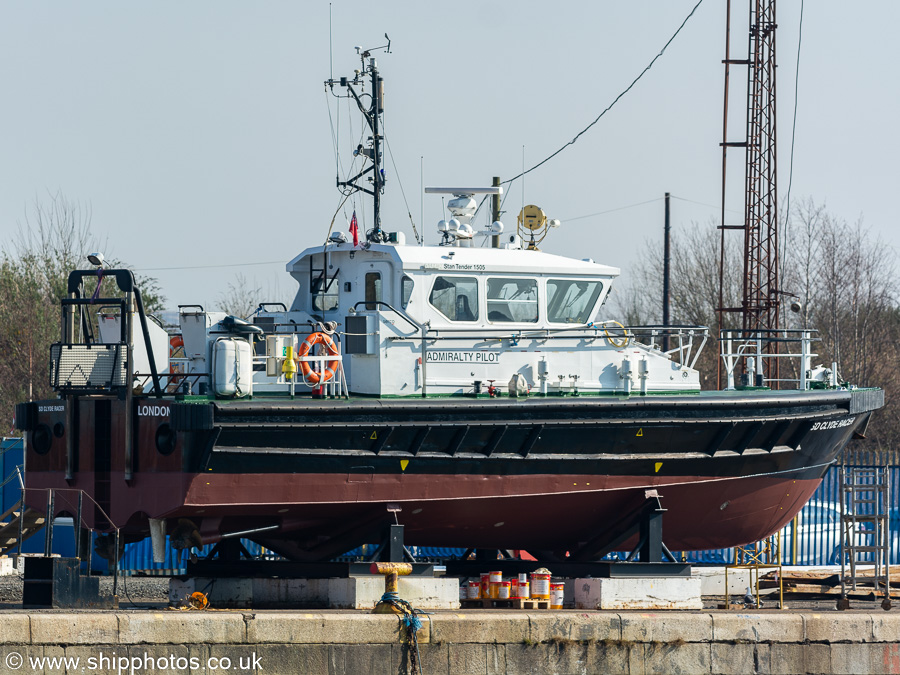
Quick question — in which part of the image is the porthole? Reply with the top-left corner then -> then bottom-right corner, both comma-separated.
33,424 -> 52,455
155,423 -> 177,456
53,422 -> 65,438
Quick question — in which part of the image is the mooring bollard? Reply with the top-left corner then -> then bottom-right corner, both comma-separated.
371,562 -> 413,614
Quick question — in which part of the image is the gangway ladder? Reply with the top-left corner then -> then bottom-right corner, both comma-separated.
838,466 -> 892,611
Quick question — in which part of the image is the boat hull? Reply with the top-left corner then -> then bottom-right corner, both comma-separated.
19,388 -> 882,560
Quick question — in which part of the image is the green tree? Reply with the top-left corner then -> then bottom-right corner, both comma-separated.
0,192 -> 164,432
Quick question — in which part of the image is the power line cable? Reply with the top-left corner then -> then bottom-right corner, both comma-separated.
670,195 -> 743,215
563,198 -> 662,222
135,260 -> 284,272
784,0 -> 804,224
501,0 -> 706,188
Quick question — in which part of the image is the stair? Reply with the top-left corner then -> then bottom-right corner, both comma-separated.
0,501 -> 46,556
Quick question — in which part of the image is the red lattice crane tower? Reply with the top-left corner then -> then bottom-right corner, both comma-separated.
718,0 -> 780,386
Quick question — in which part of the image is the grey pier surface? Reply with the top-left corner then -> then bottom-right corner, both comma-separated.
1,609 -> 898,674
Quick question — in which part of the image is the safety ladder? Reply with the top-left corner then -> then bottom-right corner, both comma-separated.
838,466 -> 892,610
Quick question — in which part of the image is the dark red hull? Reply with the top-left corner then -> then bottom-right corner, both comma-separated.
19,388 -> 882,559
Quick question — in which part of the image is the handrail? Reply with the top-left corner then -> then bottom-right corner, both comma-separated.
351,300 -> 422,333
19,485 -> 121,595
352,300 -> 429,398
256,302 -> 288,313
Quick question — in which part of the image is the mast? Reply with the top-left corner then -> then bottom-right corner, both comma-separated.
371,59 -> 384,239
326,40 -> 390,243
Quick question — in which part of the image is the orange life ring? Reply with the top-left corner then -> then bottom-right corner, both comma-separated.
169,335 -> 184,357
297,332 -> 340,385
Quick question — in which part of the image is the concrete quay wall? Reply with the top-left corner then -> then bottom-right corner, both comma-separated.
0,610 -> 898,674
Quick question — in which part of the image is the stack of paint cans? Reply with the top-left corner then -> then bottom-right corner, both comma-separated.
464,570 -> 539,600
517,572 -> 530,599
489,570 -> 503,598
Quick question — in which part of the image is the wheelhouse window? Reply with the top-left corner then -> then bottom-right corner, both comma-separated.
365,272 -> 382,310
401,275 -> 414,309
487,278 -> 538,323
429,276 -> 478,322
546,279 -> 603,324
312,276 -> 339,312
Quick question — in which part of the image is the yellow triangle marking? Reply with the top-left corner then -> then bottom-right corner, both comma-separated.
400,460 -> 409,472
636,428 -> 643,437
370,431 -> 378,440
654,462 -> 663,473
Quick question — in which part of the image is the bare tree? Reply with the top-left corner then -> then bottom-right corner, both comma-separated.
611,219 -> 743,388
217,273 -> 263,319
611,200 -> 899,459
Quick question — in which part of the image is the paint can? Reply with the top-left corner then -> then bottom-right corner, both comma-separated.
480,573 -> 490,599
468,580 -> 481,599
531,568 -> 551,600
489,570 -> 503,598
498,581 -> 511,599
510,577 -> 518,597
550,582 -> 565,609
460,584 -> 468,601
517,581 -> 530,599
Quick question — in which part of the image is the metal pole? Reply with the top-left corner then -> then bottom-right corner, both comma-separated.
75,491 -> 83,561
491,176 -> 501,248
44,489 -> 55,557
420,324 -> 428,398
124,291 -> 134,481
113,529 -> 120,598
15,483 -> 25,567
717,0 -> 733,391
662,192 -> 671,351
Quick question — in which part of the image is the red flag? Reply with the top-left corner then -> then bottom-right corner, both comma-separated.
349,210 -> 359,247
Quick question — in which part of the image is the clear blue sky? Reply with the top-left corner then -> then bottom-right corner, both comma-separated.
2,1 -> 897,310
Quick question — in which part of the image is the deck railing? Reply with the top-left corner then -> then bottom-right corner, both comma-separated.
719,328 -> 828,390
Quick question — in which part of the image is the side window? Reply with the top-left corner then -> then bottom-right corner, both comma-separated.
429,276 -> 478,322
487,278 -> 537,323
547,279 -> 603,324
312,275 -> 339,312
401,276 -> 414,309
365,272 -> 382,310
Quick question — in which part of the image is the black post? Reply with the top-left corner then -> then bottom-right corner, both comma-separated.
75,491 -> 83,562
639,507 -> 664,563
387,524 -> 404,563
44,489 -> 55,557
491,176 -> 501,248
662,192 -> 671,352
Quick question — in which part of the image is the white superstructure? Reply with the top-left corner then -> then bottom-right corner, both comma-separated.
175,233 -> 704,399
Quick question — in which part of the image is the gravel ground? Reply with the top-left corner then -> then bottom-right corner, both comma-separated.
0,568 -> 890,612
0,568 -> 170,609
